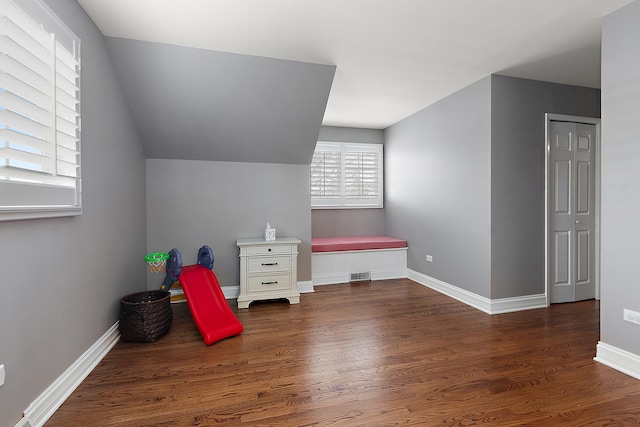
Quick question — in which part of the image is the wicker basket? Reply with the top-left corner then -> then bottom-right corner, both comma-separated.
119,290 -> 172,342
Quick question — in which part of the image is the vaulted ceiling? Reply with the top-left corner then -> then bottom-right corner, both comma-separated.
77,0 -> 633,163
104,37 -> 335,164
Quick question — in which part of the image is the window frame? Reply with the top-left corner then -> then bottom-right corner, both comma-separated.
310,141 -> 383,209
0,0 -> 82,221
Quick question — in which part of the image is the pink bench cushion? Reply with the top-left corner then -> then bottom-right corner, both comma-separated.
312,236 -> 407,253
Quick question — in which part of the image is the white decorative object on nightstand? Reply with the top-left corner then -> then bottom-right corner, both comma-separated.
236,237 -> 301,309
265,223 -> 276,241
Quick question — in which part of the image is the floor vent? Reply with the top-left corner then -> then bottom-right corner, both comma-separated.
350,272 -> 371,282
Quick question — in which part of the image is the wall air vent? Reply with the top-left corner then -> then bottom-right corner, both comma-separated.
350,272 -> 371,282
15,417 -> 34,427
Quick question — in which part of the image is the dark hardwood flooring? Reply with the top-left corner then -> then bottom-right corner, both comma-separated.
46,279 -> 640,426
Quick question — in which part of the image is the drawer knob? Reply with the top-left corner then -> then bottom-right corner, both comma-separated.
268,248 -> 272,252
262,281 -> 278,285
261,262 -> 278,266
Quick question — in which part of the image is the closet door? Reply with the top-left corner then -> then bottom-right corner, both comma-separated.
549,121 -> 596,303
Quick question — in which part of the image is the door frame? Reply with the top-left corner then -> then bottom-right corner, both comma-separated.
544,113 -> 601,305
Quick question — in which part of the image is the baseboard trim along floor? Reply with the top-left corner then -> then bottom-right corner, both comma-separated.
19,322 -> 120,427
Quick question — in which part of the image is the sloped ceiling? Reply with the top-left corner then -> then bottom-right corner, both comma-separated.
79,0 -> 635,129
78,0 -> 635,163
105,37 -> 335,163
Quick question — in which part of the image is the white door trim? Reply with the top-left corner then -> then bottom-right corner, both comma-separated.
545,113 -> 601,306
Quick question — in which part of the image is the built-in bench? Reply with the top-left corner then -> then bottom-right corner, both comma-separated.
311,236 -> 408,285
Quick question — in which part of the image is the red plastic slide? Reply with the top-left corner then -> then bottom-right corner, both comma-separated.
178,264 -> 243,345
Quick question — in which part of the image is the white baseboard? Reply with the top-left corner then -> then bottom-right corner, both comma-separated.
407,269 -> 547,315
13,417 -> 33,427
221,283 -> 313,298
297,280 -> 314,294
372,268 -> 408,281
595,341 -> 640,380
490,293 -> 548,314
408,269 -> 492,313
168,281 -> 239,301
313,272 -> 351,286
20,322 -> 120,427
221,285 -> 239,300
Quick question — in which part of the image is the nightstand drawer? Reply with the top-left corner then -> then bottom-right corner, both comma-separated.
247,256 -> 291,273
247,274 -> 291,292
246,245 -> 293,255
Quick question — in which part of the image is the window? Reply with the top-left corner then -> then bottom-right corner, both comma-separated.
0,0 -> 81,221
311,141 -> 383,208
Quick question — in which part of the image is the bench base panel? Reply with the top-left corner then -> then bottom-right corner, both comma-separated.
312,247 -> 408,286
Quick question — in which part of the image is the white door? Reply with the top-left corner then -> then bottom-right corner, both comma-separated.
549,120 -> 597,303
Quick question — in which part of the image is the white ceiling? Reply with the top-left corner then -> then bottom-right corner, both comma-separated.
77,0 -> 633,129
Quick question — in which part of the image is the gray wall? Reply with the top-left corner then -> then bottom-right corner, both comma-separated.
600,0 -> 640,356
318,126 -> 385,145
312,208 -> 385,238
384,77 -> 493,298
0,2 -> 147,425
312,126 -> 386,238
490,75 -> 600,298
146,159 -> 312,287
384,75 -> 601,301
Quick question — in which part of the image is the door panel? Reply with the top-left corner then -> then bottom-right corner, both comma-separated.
577,161 -> 591,214
554,230 -> 571,286
576,230 -> 590,284
555,130 -> 572,151
550,122 -> 575,303
549,121 -> 596,303
574,123 -> 596,301
555,160 -> 571,214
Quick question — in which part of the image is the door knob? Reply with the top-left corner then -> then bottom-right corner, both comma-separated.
576,220 -> 581,224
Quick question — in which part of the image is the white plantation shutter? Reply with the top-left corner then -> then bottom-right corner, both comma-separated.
345,150 -> 380,200
310,144 -> 341,203
0,0 -> 81,220
311,142 -> 383,208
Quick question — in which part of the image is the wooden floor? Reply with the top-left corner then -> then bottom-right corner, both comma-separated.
46,279 -> 640,426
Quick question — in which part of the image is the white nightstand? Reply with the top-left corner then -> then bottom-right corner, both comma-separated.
236,237 -> 301,309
